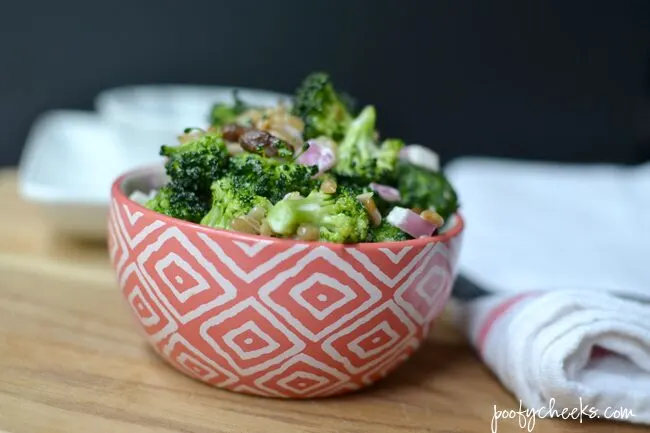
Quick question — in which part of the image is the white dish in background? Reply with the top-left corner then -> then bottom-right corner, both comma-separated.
17,110 -> 162,240
17,86 -> 292,241
94,84 -> 292,153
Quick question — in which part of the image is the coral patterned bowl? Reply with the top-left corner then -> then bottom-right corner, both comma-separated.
108,165 -> 465,398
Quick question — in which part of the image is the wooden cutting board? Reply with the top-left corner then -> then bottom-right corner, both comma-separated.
0,169 -> 643,433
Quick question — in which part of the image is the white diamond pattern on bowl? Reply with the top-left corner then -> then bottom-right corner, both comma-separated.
111,199 -> 165,250
199,298 -> 306,376
162,333 -> 238,387
346,243 -> 434,288
260,247 -> 382,342
347,321 -> 401,359
378,246 -> 413,264
154,252 -> 210,303
255,354 -> 350,398
322,301 -> 417,374
395,242 -> 453,325
222,320 -> 281,361
276,371 -> 329,395
289,272 -> 358,321
137,227 -> 238,324
108,205 -> 130,279
198,233 -> 309,284
120,263 -> 177,343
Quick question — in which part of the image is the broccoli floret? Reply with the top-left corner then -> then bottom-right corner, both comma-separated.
330,175 -> 370,194
333,105 -> 404,185
160,133 -> 230,194
228,153 -> 318,203
325,176 -> 394,217
266,190 -> 369,244
375,138 -> 404,181
333,106 -> 376,180
291,72 -> 353,141
368,220 -> 412,242
396,161 -> 459,221
147,132 -> 229,224
144,184 -> 210,223
209,91 -> 248,126
200,176 -> 272,230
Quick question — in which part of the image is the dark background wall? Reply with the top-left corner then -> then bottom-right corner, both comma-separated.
1,0 -> 649,167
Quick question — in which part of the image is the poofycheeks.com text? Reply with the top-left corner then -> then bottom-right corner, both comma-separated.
491,398 -> 635,432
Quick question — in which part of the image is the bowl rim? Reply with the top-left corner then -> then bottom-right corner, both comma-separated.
111,165 -> 465,249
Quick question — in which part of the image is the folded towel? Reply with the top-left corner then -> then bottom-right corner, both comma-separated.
444,157 -> 650,300
444,157 -> 650,425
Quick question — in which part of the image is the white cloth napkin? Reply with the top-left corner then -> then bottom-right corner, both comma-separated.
443,157 -> 650,425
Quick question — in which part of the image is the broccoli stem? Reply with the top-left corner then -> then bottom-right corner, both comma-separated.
332,105 -> 402,185
266,196 -> 324,235
337,106 -> 377,167
266,190 -> 370,243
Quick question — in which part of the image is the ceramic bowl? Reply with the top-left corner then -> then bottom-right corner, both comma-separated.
108,165 -> 465,398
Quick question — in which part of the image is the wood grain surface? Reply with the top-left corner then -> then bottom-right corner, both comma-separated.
0,169 -> 645,433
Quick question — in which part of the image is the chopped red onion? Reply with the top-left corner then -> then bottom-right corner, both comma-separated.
297,139 -> 336,177
399,144 -> 440,172
369,182 -> 401,202
386,206 -> 437,238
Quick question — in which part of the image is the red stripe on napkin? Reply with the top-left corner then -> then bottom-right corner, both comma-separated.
477,292 -> 540,355
590,346 -> 613,359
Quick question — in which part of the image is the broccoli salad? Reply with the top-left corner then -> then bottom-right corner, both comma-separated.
133,72 -> 459,243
